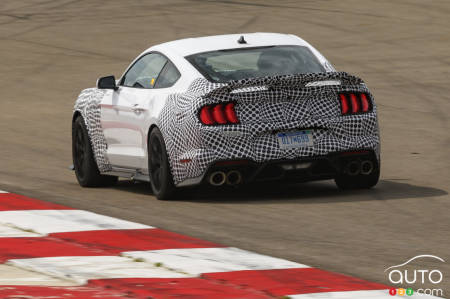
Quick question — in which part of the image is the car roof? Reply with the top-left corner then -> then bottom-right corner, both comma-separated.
146,33 -> 309,57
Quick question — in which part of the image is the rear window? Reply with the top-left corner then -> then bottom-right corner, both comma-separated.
186,46 -> 326,83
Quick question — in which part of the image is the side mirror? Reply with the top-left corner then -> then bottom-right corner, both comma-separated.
97,75 -> 118,90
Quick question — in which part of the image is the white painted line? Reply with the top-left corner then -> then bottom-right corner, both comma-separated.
0,190 -> 8,193
0,210 -> 153,235
8,256 -> 190,284
0,264 -> 79,286
289,290 -> 441,298
0,223 -> 42,237
123,247 -> 309,275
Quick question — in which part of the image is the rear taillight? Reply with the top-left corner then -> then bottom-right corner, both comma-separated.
360,93 -> 370,112
339,94 -> 349,115
338,92 -> 372,115
349,93 -> 359,114
224,103 -> 239,124
199,105 -> 215,125
212,104 -> 227,124
199,102 -> 239,125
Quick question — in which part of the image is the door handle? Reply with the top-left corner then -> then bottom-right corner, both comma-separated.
132,107 -> 145,113
132,104 -> 145,114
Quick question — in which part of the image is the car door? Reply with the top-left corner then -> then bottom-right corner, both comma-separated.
100,53 -> 168,169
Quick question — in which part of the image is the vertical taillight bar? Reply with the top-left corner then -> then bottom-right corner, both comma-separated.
224,103 -> 239,124
360,93 -> 370,112
349,93 -> 360,113
339,94 -> 349,115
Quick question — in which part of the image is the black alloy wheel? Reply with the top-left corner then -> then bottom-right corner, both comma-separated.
148,127 -> 176,200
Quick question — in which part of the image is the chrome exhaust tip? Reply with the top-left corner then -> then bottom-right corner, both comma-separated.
208,171 -> 226,186
360,160 -> 374,175
345,160 -> 361,176
226,170 -> 242,186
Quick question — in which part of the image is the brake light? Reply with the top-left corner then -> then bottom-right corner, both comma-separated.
338,92 -> 372,115
350,93 -> 359,113
212,104 -> 227,124
360,93 -> 370,112
224,103 -> 239,124
339,94 -> 349,115
199,102 -> 239,125
199,106 -> 215,125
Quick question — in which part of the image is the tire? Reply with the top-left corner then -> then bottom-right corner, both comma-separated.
72,115 -> 118,187
148,127 -> 177,200
334,162 -> 380,190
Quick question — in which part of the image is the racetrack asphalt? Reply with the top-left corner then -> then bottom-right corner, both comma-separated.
0,0 -> 449,294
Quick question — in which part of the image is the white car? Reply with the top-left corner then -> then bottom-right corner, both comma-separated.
72,33 -> 380,200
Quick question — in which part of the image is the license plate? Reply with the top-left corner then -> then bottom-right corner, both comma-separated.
277,130 -> 314,149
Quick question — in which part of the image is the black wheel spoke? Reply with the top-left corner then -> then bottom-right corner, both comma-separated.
74,126 -> 85,178
154,168 -> 161,187
149,136 -> 165,191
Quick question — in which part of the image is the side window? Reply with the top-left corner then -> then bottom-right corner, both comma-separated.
154,61 -> 181,88
122,53 -> 167,89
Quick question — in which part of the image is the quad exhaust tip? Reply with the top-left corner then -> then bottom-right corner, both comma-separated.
209,171 -> 226,186
345,160 -> 361,176
226,170 -> 242,186
361,160 -> 374,175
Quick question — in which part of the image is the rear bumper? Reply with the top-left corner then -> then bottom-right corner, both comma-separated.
177,149 -> 379,187
174,112 -> 380,187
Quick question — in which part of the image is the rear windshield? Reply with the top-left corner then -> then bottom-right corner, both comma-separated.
186,45 -> 326,83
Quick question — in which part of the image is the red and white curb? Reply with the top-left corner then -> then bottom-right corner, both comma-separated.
0,190 -> 438,298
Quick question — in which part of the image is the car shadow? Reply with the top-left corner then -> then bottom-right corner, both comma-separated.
113,179 -> 448,204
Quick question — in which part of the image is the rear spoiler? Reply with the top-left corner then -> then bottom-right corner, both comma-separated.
204,72 -> 364,98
